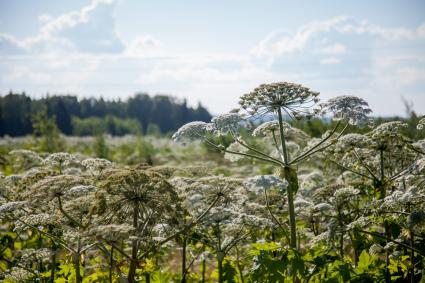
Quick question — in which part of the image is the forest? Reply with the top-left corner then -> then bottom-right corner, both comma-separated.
0,82 -> 424,282
0,92 -> 211,137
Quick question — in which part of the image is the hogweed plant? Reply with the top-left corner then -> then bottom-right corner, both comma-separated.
0,152 -> 100,283
170,175 -> 273,283
173,82 -> 372,253
2,85 -> 425,282
320,119 -> 425,282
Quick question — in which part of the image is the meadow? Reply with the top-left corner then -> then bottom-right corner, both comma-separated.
0,82 -> 424,283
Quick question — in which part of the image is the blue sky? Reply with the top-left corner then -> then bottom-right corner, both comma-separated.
1,0 -> 424,116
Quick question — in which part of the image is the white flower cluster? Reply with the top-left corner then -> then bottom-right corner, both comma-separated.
239,82 -> 320,118
66,185 -> 96,197
417,117 -> 425,130
152,223 -> 172,237
28,174 -> 87,201
43,152 -> 80,169
4,174 -> 22,186
333,186 -> 360,202
224,141 -> 249,162
370,121 -> 408,139
0,201 -> 27,213
294,197 -> 313,213
252,120 -> 284,137
413,139 -> 425,152
90,224 -> 135,242
338,134 -> 372,149
8,149 -> 43,170
319,95 -> 372,126
310,231 -> 332,246
415,157 -> 425,173
210,113 -> 246,135
4,267 -> 33,282
381,187 -> 425,210
346,216 -> 371,230
369,243 -> 383,255
20,248 -> 52,264
172,121 -> 209,143
81,158 -> 113,174
298,171 -> 323,191
15,213 -> 58,230
312,202 -> 333,213
243,175 -> 288,195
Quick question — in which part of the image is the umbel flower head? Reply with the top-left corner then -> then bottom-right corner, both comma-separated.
239,82 -> 320,119
319,95 -> 372,126
171,121 -> 209,143
417,117 -> 425,130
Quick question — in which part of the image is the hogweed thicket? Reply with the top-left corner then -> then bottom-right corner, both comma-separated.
0,82 -> 424,282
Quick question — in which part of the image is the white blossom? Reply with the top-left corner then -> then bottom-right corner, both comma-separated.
239,82 -> 320,118
172,121 -> 210,143
346,216 -> 371,230
15,213 -> 58,230
333,186 -> 360,202
338,133 -> 372,148
20,248 -> 52,264
252,120 -> 286,137
66,185 -> 96,197
210,113 -> 246,135
244,175 -> 288,195
81,158 -> 113,174
4,267 -> 33,282
313,203 -> 333,213
0,201 -> 27,213
370,121 -> 408,139
319,95 -> 372,125
417,117 -> 425,130
8,149 -> 43,170
90,224 -> 135,242
43,152 -> 80,169
369,243 -> 383,255
224,141 -> 249,162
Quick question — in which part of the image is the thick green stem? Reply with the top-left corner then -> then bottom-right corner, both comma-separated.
408,203 -> 415,283
337,207 -> 344,258
181,234 -> 187,283
109,245 -> 114,283
217,258 -> 223,283
73,253 -> 82,283
277,108 -> 289,165
201,245 -> 206,283
217,222 -> 223,283
379,149 -> 391,283
410,231 -> 415,283
49,228 -> 56,283
281,167 -> 297,249
128,201 -> 140,283
236,246 -> 245,283
277,108 -> 297,250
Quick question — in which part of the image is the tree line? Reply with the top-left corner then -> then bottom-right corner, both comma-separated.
0,92 -> 212,136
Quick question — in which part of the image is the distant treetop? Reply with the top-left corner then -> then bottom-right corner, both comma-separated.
0,92 -> 212,137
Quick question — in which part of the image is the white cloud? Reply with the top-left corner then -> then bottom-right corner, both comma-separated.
252,16 -> 425,62
320,57 -> 341,65
38,14 -> 52,23
124,35 -> 161,57
320,43 -> 346,55
0,33 -> 27,54
1,0 -> 124,54
2,67 -> 51,83
1,9 -> 425,116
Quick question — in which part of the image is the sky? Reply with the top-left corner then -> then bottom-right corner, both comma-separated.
1,0 -> 425,116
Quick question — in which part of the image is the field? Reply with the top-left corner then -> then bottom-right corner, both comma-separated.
0,85 -> 425,283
